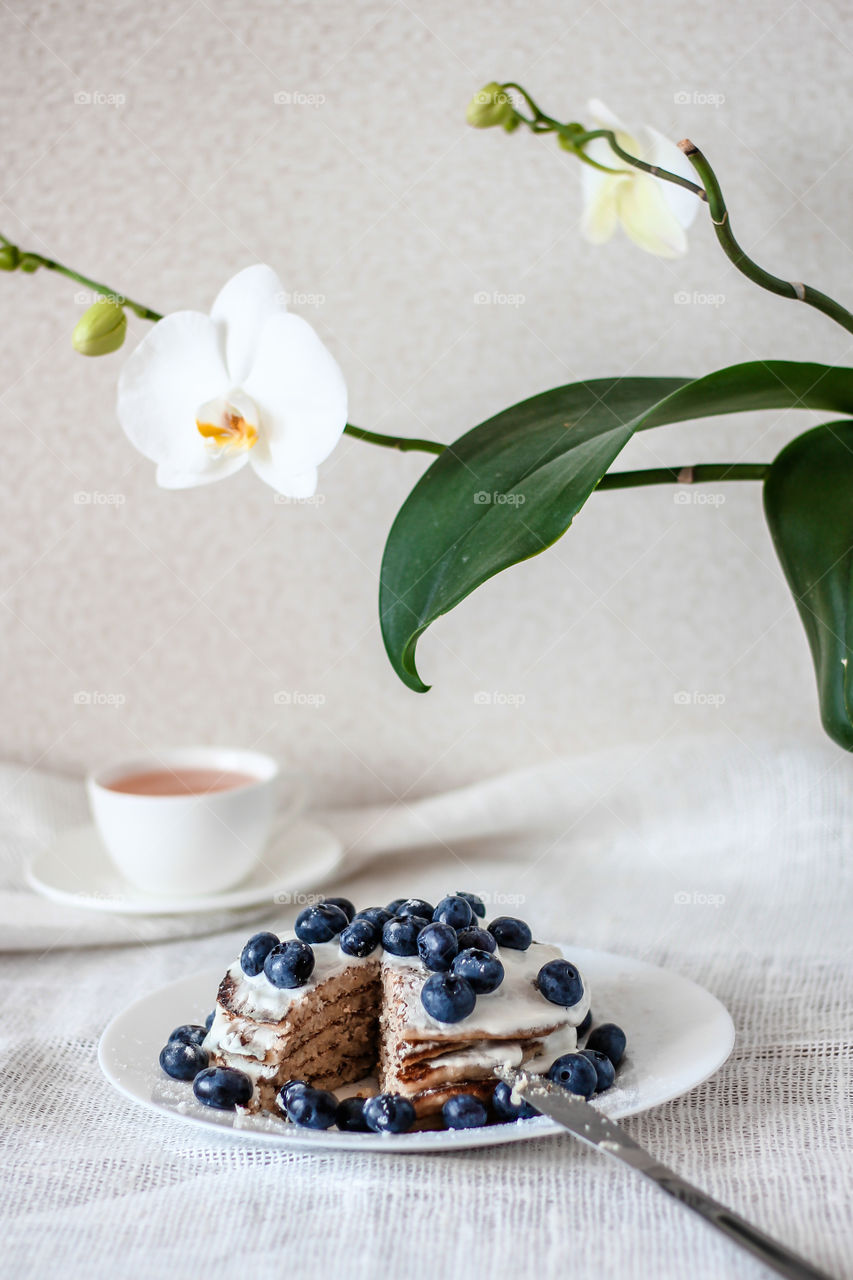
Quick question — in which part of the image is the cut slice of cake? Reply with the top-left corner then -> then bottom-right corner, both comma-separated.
202,897 -> 590,1120
204,944 -> 381,1111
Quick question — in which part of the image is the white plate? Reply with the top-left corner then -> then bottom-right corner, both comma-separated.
98,946 -> 734,1151
26,818 -> 344,915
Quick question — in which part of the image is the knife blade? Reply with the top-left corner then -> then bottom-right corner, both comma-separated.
501,1069 -> 834,1280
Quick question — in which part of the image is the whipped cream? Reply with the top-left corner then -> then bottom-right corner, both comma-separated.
383,941 -> 590,1040
221,934 -> 376,1023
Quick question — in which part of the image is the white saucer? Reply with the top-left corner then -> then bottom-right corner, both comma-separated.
26,817 -> 344,915
98,946 -> 735,1152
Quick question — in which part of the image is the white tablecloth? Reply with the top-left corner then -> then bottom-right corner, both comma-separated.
1,735 -> 851,1279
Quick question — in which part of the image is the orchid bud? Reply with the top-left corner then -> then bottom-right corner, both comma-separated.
0,244 -> 20,271
466,83 -> 515,129
72,298 -> 127,356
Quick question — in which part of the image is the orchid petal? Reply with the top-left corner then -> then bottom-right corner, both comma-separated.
156,453 -> 249,489
581,172 -> 626,244
211,264 -> 289,385
116,311 -> 229,473
242,312 -> 347,491
587,98 -> 631,138
250,457 -> 319,499
616,173 -> 688,258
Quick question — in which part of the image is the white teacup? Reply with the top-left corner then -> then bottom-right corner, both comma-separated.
87,747 -> 301,897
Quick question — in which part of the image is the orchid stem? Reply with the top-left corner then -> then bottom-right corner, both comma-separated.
678,140 -> 853,337
344,424 -> 445,455
596,462 -> 769,491
0,237 -> 163,322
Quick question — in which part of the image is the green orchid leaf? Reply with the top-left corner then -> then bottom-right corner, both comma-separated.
380,360 -> 853,691
764,420 -> 853,750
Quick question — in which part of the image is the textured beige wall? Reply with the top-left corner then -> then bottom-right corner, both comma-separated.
2,0 -> 851,802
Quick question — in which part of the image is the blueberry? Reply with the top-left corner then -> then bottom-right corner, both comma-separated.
420,972 -> 477,1023
336,1096 -> 370,1132
456,891 -> 486,919
276,1079 -> 310,1113
537,959 -> 584,1007
354,906 -> 393,928
340,917 -> 381,958
547,1052 -> 598,1098
577,1008 -> 593,1040
295,903 -> 349,943
382,915 -> 429,957
432,895 -> 474,930
264,939 -> 315,988
204,1010 -> 215,1032
240,930 -> 280,977
442,1093 -> 488,1130
586,1022 -> 626,1067
456,926 -> 496,953
168,1023 -> 207,1047
385,898 -> 406,914
159,1039 -> 208,1081
451,947 -> 504,994
581,1049 -> 616,1093
193,1065 -> 253,1109
322,895 -> 356,922
488,917 -> 532,951
492,1080 -> 538,1122
396,898 -> 434,921
285,1086 -> 338,1129
416,922 -> 459,971
363,1093 -> 416,1134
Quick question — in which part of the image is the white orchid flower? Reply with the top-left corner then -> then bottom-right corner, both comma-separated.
580,99 -> 699,258
117,264 -> 347,497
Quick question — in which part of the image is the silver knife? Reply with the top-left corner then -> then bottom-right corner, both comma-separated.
502,1069 -> 834,1280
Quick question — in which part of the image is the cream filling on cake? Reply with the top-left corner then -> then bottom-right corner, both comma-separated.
381,940 -> 590,1041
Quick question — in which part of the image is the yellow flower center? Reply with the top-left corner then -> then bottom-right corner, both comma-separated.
196,409 -> 258,453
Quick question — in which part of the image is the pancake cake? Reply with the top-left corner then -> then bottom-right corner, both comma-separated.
202,893 -> 591,1119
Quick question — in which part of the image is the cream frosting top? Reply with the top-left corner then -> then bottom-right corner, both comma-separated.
222,934 -> 375,1023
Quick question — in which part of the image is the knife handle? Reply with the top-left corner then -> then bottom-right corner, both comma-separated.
639,1161 -> 834,1280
